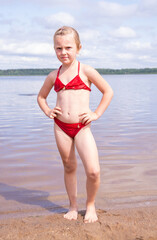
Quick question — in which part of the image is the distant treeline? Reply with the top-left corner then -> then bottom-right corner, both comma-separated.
0,68 -> 157,76
0,69 -> 54,76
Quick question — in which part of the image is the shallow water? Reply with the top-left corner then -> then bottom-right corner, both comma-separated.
0,74 -> 157,219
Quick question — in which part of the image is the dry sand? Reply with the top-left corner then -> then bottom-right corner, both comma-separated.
0,206 -> 157,240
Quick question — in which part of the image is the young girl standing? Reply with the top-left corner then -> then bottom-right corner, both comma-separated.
37,26 -> 113,223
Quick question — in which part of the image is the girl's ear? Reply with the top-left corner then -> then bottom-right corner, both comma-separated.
79,44 -> 82,51
77,44 -> 82,54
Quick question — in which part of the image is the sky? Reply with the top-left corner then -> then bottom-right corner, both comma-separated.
0,0 -> 157,69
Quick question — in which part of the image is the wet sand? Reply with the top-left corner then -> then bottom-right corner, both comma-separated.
0,207 -> 157,240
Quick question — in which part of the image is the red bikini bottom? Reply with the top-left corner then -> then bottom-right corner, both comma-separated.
54,118 -> 86,138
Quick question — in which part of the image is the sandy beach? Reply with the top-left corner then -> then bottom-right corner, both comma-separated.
0,207 -> 157,240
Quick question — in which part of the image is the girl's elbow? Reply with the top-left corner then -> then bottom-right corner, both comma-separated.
110,89 -> 114,98
37,94 -> 42,105
37,94 -> 40,103
105,88 -> 114,99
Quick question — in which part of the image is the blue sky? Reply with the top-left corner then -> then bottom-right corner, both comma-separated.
0,0 -> 157,69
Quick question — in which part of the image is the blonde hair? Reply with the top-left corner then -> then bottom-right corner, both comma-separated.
54,26 -> 81,50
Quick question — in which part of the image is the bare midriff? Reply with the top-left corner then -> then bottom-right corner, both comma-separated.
56,89 -> 90,123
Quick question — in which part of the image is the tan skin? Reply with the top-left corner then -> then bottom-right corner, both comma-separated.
37,33 -> 113,223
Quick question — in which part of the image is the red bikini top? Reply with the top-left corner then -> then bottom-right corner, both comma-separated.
54,62 -> 91,92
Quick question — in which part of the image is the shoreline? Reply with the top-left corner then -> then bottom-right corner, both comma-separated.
0,69 -> 157,76
0,206 -> 157,240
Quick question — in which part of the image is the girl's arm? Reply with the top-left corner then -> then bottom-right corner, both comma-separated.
37,71 -> 62,119
80,65 -> 114,124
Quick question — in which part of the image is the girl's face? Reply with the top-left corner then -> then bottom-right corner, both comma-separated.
54,33 -> 80,65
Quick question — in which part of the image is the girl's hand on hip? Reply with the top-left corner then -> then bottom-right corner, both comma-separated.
79,111 -> 99,125
47,107 -> 62,119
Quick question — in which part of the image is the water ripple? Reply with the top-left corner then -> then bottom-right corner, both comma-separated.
0,74 -> 157,218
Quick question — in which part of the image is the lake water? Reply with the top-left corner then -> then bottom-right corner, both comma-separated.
0,74 -> 157,219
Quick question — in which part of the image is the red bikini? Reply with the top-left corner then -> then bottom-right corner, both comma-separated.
54,62 -> 91,138
54,118 -> 86,138
54,61 -> 91,92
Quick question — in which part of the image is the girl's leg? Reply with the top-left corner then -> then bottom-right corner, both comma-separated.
54,123 -> 78,220
75,126 -> 100,223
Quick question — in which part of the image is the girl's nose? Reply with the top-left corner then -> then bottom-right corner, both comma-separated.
61,48 -> 66,54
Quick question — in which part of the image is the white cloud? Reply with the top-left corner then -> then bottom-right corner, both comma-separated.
138,55 -> 150,61
18,42 -> 53,56
80,29 -> 101,42
31,0 -> 79,6
98,1 -> 137,17
116,53 -> 134,60
137,54 -> 157,67
0,0 -> 79,6
125,41 -> 152,51
138,0 -> 157,15
0,40 -> 53,57
39,12 -> 75,29
0,0 -> 157,69
111,27 -> 136,38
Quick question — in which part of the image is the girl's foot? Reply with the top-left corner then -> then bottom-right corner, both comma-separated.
84,204 -> 98,223
64,207 -> 78,220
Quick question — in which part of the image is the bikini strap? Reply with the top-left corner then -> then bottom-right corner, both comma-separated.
57,63 -> 79,77
78,61 -> 80,75
57,65 -> 62,78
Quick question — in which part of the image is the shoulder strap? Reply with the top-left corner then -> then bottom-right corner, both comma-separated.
57,65 -> 62,78
78,61 -> 80,75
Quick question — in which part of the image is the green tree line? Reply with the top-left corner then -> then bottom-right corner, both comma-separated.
0,68 -> 157,76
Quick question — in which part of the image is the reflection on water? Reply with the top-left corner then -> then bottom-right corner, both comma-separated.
0,74 -> 157,219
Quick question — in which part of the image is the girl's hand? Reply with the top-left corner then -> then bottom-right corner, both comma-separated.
79,111 -> 99,125
47,107 -> 62,119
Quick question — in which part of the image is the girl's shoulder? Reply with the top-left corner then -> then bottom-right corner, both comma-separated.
80,63 -> 99,78
48,69 -> 58,78
46,69 -> 58,83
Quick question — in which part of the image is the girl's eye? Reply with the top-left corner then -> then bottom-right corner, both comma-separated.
67,47 -> 71,49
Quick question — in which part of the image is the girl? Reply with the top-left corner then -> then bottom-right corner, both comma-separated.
37,26 -> 113,223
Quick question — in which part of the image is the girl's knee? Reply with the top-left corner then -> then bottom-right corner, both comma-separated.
63,158 -> 77,173
87,169 -> 100,182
